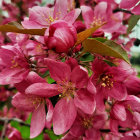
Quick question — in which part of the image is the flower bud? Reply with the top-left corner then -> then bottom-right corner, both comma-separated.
44,20 -> 77,53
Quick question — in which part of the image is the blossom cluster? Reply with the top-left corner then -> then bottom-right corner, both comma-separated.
0,0 -> 140,140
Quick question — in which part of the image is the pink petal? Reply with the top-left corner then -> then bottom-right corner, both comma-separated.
53,98 -> 77,135
70,117 -> 85,137
74,89 -> 96,114
45,58 -> 71,82
12,92 -> 36,111
112,104 -> 126,121
63,9 -> 81,24
119,110 -> 135,128
132,4 -> 140,15
108,82 -> 127,101
120,0 -> 139,9
125,95 -> 140,112
110,119 -> 119,134
0,48 -> 14,65
81,5 -> 94,28
133,112 -> 140,126
15,71 -> 46,93
87,77 -> 96,95
121,136 -> 140,140
94,2 -> 109,19
95,89 -> 105,112
22,18 -> 46,29
29,6 -> 52,26
53,0 -> 67,19
46,99 -> 54,129
0,68 -> 28,85
85,128 -> 101,139
93,113 -> 107,129
25,83 -> 59,98
71,66 -> 89,88
30,103 -> 46,138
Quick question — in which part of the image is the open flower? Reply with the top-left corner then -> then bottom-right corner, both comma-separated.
70,110 -> 107,140
0,45 -> 30,85
91,59 -> 134,111
12,72 -> 54,138
22,0 -> 81,29
26,59 -> 96,135
81,2 -> 127,33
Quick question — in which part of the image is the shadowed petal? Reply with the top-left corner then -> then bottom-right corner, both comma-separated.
45,58 -> 71,82
46,99 -> 54,129
12,92 -> 36,111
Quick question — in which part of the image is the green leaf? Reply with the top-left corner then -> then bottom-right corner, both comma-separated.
31,133 -> 43,140
47,76 -> 55,84
94,37 -> 108,43
45,129 -> 62,140
0,24 -> 46,35
127,15 -> 140,33
80,52 -> 94,61
83,39 -> 130,64
20,126 -> 30,139
25,114 -> 32,124
103,60 -> 117,67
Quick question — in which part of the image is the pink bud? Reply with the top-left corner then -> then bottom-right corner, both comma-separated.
44,20 -> 77,53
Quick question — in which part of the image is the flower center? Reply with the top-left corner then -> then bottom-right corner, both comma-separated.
100,74 -> 114,89
82,117 -> 93,129
90,16 -> 105,27
30,96 -> 44,109
10,58 -> 21,69
58,81 -> 75,98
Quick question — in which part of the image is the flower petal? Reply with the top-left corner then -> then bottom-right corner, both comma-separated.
81,5 -> 94,28
53,98 -> 77,135
74,89 -> 96,114
46,99 -> 54,129
108,82 -> 127,101
53,0 -> 67,19
12,92 -> 36,111
30,103 -> 46,138
45,58 -> 71,82
112,104 -> 126,121
120,0 -> 139,9
26,83 -> 59,98
63,9 -> 81,24
71,66 -> 89,88
15,71 -> 46,93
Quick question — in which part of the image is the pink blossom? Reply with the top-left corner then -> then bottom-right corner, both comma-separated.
110,95 -> 140,134
70,111 -> 107,139
0,45 -> 30,85
12,72 -> 55,138
22,0 -> 81,29
44,20 -> 77,53
81,2 -> 127,33
91,59 -> 133,111
25,59 -> 96,135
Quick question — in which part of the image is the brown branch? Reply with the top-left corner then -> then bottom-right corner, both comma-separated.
0,117 -> 30,127
113,8 -> 134,15
0,119 -> 8,140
